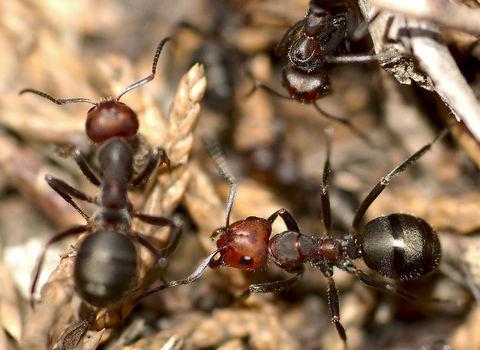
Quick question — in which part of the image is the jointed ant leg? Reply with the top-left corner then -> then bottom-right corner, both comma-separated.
30,225 -> 89,306
267,208 -> 300,233
350,129 -> 448,235
327,277 -> 347,344
159,220 -> 183,258
133,213 -> 183,256
312,101 -> 373,147
238,268 -> 304,301
352,268 -> 420,302
325,52 -> 387,64
131,148 -> 170,187
351,11 -> 381,41
246,80 -> 291,100
72,149 -> 101,186
45,175 -> 95,221
320,128 -> 332,235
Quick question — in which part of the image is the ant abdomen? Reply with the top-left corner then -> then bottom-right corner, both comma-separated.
74,230 -> 138,307
281,66 -> 330,103
360,213 -> 441,280
215,216 -> 271,270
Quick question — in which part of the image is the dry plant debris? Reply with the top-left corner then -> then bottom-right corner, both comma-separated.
0,1 -> 478,350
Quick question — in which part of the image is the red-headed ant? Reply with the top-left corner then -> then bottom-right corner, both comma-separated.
140,128 -> 447,345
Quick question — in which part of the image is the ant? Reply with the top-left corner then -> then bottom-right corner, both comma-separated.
20,38 -> 182,310
140,128 -> 447,345
250,0 -> 382,144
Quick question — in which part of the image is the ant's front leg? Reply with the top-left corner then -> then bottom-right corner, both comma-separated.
267,208 -> 301,232
237,268 -> 304,301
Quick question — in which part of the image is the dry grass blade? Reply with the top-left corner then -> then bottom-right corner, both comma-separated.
138,63 -> 206,232
0,263 -> 22,345
371,0 -> 480,36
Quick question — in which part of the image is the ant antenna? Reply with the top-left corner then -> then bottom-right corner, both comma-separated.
19,88 -> 97,106
116,37 -> 171,101
203,138 -> 238,228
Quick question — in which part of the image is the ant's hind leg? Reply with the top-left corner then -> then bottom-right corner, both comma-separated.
327,277 -> 348,345
30,225 -> 88,307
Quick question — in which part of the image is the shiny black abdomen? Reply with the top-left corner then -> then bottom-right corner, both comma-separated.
74,230 -> 138,307
361,213 -> 441,280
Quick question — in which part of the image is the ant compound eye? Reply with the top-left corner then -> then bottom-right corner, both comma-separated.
239,256 -> 253,267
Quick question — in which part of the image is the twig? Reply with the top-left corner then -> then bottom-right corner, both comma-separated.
358,0 -> 480,142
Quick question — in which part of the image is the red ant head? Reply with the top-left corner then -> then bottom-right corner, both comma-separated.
86,99 -> 139,143
282,66 -> 330,103
212,216 -> 272,271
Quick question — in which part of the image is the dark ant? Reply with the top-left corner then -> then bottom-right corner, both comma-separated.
250,0 -> 382,144
140,128 -> 447,345
20,38 -> 182,310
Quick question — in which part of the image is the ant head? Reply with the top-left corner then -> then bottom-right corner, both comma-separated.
213,217 -> 271,271
360,214 -> 441,280
305,5 -> 332,37
74,229 -> 138,307
86,99 -> 139,143
281,66 -> 330,103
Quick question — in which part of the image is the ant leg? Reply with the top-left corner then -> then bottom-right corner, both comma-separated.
327,277 -> 347,344
312,101 -> 374,147
353,268 -> 419,301
72,149 -> 100,187
116,38 -> 170,100
30,225 -> 88,307
131,232 -> 162,259
136,249 -> 221,302
133,213 -> 183,255
321,128 -> 332,235
246,79 -> 291,100
133,213 -> 179,231
351,11 -> 381,41
131,148 -> 170,187
325,53 -> 388,64
238,268 -> 304,300
267,208 -> 300,232
350,129 -> 448,235
45,175 -> 95,221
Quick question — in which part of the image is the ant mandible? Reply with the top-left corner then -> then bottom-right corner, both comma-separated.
250,0 -> 381,144
140,128 -> 446,345
21,38 -> 182,310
